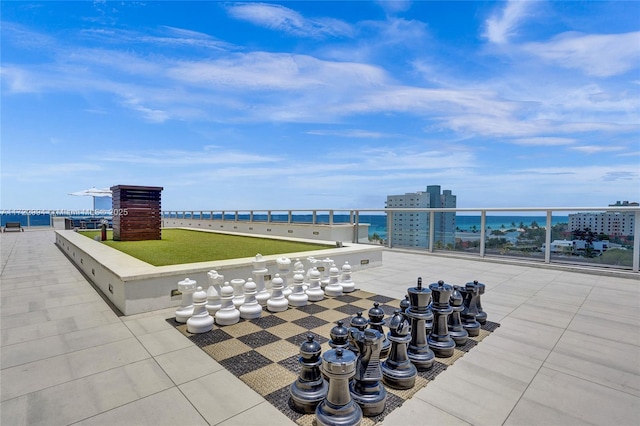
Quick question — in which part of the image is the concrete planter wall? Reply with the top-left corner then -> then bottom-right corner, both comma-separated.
55,229 -> 382,316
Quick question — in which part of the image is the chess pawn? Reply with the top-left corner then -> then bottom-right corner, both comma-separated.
277,257 -> 292,297
399,294 -> 410,313
320,257 -> 333,288
267,274 -> 288,312
349,328 -> 387,417
306,256 -> 321,281
252,254 -> 270,306
381,310 -> 417,390
315,348 -> 362,426
339,261 -> 355,293
205,270 -> 224,315
448,285 -> 468,346
324,263 -> 343,297
406,278 -> 435,370
240,279 -> 263,320
466,280 -> 487,324
305,267 -> 324,302
368,303 -> 391,359
427,280 -> 455,358
329,320 -> 350,350
175,278 -> 197,323
230,278 -> 245,308
215,282 -> 240,326
289,335 -> 329,414
460,282 -> 481,337
348,312 -> 368,355
187,287 -> 214,333
288,272 -> 308,307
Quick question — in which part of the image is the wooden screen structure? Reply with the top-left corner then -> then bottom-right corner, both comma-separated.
111,185 -> 163,241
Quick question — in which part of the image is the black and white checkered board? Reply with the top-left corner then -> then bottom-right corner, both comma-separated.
168,289 -> 500,426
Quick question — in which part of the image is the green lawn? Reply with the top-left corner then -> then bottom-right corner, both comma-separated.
79,229 -> 333,266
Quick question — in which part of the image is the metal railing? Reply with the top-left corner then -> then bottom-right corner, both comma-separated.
162,207 -> 639,273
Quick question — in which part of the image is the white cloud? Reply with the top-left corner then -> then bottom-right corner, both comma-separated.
569,145 -> 626,154
225,3 -> 353,38
523,31 -> 640,77
484,0 -> 534,44
511,137 -> 576,146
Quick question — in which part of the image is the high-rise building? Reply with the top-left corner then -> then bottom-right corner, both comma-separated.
569,206 -> 636,237
385,185 -> 456,248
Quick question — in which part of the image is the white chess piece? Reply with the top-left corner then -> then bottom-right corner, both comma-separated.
324,263 -> 343,297
288,272 -> 308,307
230,278 -> 246,307
339,261 -> 355,293
187,287 -> 214,333
305,267 -> 325,302
267,273 -> 289,312
205,270 -> 224,315
215,282 -> 240,326
240,279 -> 263,319
175,278 -> 197,323
252,254 -> 270,306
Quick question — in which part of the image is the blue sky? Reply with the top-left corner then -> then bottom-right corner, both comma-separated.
2,0 -> 639,211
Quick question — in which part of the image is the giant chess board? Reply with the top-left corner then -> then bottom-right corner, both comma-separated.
168,289 -> 499,426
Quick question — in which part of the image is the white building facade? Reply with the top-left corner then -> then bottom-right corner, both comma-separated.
386,185 -> 456,248
569,211 -> 635,237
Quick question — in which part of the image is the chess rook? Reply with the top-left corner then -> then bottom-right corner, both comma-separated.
427,280 -> 455,358
175,278 -> 197,323
406,278 -> 435,370
230,278 -> 245,308
315,348 -> 363,426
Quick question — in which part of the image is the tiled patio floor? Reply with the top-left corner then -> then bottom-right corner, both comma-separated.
1,230 -> 639,425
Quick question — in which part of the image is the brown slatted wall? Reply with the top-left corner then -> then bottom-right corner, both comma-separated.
111,185 -> 163,241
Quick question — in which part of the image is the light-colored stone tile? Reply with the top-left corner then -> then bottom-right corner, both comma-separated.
216,401 -> 296,426
381,396 -> 471,425
179,370 -> 265,425
74,388 -> 207,426
1,322 -> 133,368
154,345 -> 224,385
568,310 -> 640,345
0,337 -> 150,401
123,313 -> 176,336
544,330 -> 640,396
491,316 -> 565,352
504,367 -> 640,426
137,328 -> 193,356
0,359 -> 173,426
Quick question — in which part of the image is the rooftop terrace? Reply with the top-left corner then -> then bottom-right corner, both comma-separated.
1,229 -> 639,425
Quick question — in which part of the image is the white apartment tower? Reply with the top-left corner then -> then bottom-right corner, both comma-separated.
386,185 -> 456,248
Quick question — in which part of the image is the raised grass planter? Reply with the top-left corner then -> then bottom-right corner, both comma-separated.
55,228 -> 383,315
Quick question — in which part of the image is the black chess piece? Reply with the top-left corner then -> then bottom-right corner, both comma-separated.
349,328 -> 387,417
459,282 -> 481,337
348,311 -> 368,355
399,295 -> 410,313
427,280 -> 455,358
406,278 -> 435,370
448,285 -> 468,346
381,310 -> 417,390
329,320 -> 350,350
316,348 -> 363,426
290,335 -> 329,413
466,280 -> 487,324
367,303 -> 391,359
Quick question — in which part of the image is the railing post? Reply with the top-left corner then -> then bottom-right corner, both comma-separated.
312,211 -> 317,224
354,210 -> 359,243
429,211 -> 435,252
545,210 -> 552,264
288,210 -> 292,224
267,211 -> 271,223
634,210 -> 640,273
480,211 -> 486,257
221,211 -> 225,221
250,211 -> 254,222
329,210 -> 334,225
387,211 -> 393,248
